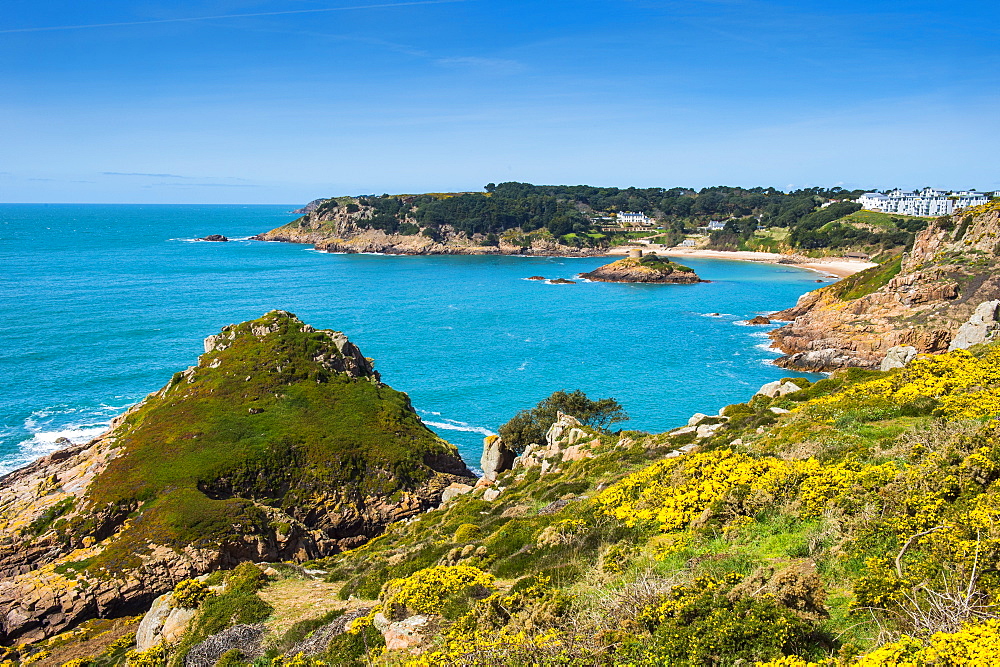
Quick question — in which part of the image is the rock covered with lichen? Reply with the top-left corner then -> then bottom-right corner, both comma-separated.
0,311 -> 473,645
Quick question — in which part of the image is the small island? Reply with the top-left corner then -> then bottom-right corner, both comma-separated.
580,251 -> 703,284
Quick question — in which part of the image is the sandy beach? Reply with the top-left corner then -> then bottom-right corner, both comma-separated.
607,244 -> 877,278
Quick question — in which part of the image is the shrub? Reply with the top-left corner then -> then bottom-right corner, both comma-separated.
499,390 -> 628,454
453,523 -> 481,543
172,578 -> 212,609
619,575 -> 817,665
382,565 -> 495,615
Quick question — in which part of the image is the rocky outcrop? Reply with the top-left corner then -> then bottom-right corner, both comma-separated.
254,199 -> 604,257
579,255 -> 702,283
136,592 -> 198,650
0,312 -> 474,646
480,435 -> 515,481
769,202 -> 1000,371
755,380 -> 803,399
948,300 -> 1000,351
880,345 -> 918,371
197,234 -> 229,242
291,198 -> 327,216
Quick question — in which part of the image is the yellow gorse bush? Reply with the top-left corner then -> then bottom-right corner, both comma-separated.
598,449 -> 794,532
854,618 -> 1000,666
405,627 -> 563,666
598,449 -> 901,531
384,564 -> 495,615
814,348 -> 1000,420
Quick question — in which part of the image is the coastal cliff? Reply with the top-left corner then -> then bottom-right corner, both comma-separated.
579,254 -> 702,283
769,201 -> 1000,371
0,312 -> 473,645
255,197 -> 605,257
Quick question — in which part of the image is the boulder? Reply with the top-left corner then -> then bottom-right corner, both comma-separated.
688,413 -> 708,426
380,613 -> 430,651
696,423 -> 723,438
441,483 -> 474,503
545,413 -> 583,450
483,488 -> 502,502
880,345 -> 918,371
480,435 -> 515,481
774,348 -> 860,372
747,315 -> 771,325
135,593 -> 172,650
198,234 -> 229,242
755,380 -> 802,399
948,300 -> 1000,351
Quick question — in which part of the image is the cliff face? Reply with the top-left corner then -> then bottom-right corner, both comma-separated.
255,199 -> 605,256
0,312 -> 473,645
769,202 -> 1000,371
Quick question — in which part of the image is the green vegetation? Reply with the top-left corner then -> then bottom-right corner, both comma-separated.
289,182 -> 928,253
169,563 -> 274,666
498,390 -> 628,454
196,341 -> 1000,665
828,254 -> 903,300
58,311 -> 466,576
32,309 -> 1000,665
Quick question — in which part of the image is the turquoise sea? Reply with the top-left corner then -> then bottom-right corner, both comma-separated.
0,204 -> 829,473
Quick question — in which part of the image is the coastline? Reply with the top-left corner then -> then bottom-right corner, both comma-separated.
258,235 -> 875,278
607,245 -> 877,278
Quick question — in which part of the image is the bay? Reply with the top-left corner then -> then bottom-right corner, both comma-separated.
0,204 -> 828,473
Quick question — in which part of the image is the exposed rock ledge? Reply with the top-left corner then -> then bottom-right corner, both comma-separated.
768,202 -> 1000,371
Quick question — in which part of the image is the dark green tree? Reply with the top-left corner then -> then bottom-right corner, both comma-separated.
498,390 -> 628,454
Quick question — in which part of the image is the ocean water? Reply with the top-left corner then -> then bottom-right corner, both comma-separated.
0,204 -> 830,473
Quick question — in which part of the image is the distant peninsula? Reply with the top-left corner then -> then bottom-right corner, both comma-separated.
256,182 -> 944,260
580,252 -> 702,283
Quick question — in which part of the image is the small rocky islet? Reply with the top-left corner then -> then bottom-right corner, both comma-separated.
579,252 -> 703,284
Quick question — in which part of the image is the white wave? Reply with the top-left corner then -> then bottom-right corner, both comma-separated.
423,420 -> 497,437
417,409 -> 442,417
0,423 -> 109,476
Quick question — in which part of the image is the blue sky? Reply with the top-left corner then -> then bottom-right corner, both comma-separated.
1,0 -> 998,203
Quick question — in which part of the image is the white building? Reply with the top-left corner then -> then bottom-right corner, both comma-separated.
616,211 -> 654,227
858,187 -> 989,217
707,220 -> 726,231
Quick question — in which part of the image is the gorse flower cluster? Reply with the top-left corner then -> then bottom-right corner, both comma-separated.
813,348 -> 1000,420
382,565 -> 495,615
854,618 -> 1000,665
597,450 -> 793,532
171,578 -> 212,609
597,449 -> 900,531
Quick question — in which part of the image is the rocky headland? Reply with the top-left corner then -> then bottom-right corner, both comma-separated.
579,253 -> 702,283
0,311 -> 473,645
769,201 -> 1000,371
254,197 -> 605,257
